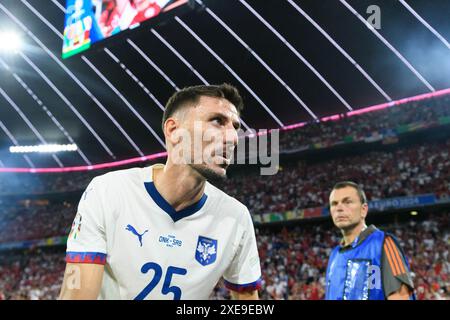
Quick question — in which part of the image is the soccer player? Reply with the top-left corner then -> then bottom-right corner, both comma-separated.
59,84 -> 262,300
325,181 -> 415,300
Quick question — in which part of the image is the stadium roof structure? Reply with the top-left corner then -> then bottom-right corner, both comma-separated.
0,0 -> 449,171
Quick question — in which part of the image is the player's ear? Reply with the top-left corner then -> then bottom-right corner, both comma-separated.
164,117 -> 181,145
361,202 -> 369,219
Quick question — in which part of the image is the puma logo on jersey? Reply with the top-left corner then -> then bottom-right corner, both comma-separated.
126,224 -> 148,247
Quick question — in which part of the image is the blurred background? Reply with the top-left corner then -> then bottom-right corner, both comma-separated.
0,0 -> 449,299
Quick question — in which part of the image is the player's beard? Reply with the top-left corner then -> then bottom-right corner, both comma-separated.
189,163 -> 228,184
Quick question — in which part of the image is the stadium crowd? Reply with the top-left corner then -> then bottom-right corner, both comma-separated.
0,248 -> 65,300
222,137 -> 450,215
0,201 -> 74,244
0,171 -> 92,196
0,136 -> 449,244
269,212 -> 449,300
212,212 -> 450,300
0,94 -> 449,196
0,212 -> 448,300
0,95 -> 449,300
278,94 -> 450,150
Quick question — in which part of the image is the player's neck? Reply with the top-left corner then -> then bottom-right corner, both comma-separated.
341,222 -> 367,247
152,163 -> 206,212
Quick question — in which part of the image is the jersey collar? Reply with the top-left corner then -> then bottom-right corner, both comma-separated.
143,164 -> 208,222
145,181 -> 208,222
339,225 -> 378,251
144,181 -> 208,222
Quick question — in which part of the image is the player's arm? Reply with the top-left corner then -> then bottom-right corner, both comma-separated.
59,263 -> 104,300
223,208 -> 262,300
60,177 -> 109,300
387,284 -> 412,300
230,290 -> 259,300
382,235 -> 414,300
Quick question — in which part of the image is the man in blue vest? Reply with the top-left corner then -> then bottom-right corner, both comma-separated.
325,181 -> 415,300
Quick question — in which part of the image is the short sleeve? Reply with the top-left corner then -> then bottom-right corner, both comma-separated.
381,235 -> 414,297
223,208 -> 262,293
66,177 -> 107,265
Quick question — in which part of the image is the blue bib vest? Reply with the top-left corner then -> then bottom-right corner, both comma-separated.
325,229 -> 385,300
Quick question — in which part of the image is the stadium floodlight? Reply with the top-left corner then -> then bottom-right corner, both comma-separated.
10,144 -> 78,154
0,30 -> 22,53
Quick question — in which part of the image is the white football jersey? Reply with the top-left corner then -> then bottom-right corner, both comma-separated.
66,164 -> 262,300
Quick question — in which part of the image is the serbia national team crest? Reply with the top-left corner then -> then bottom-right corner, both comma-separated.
195,236 -> 218,266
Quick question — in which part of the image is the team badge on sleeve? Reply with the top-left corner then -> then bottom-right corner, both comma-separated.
195,236 -> 217,266
69,212 -> 82,240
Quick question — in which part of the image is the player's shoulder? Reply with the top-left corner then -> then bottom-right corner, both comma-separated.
382,231 -> 404,250
379,228 -> 399,245
206,182 -> 251,218
90,166 -> 145,188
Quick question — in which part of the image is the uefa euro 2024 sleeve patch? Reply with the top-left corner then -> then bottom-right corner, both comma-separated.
69,212 -> 82,240
195,236 -> 217,266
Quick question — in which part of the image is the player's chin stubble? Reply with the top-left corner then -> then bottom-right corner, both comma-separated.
190,163 -> 228,184
337,220 -> 360,233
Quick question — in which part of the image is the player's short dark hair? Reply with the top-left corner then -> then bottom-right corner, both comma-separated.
162,83 -> 244,132
332,181 -> 367,204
